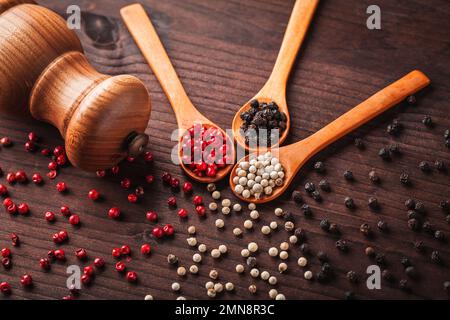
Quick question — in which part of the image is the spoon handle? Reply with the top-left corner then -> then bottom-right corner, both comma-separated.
121,4 -> 198,125
263,0 -> 319,96
296,70 -> 430,157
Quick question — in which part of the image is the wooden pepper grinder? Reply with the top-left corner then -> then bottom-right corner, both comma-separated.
0,0 -> 151,171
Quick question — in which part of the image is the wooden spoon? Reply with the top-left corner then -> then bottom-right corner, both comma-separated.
121,4 -> 235,183
230,70 -> 430,203
232,0 -> 319,151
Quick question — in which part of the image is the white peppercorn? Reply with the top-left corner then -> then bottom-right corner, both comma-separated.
289,235 -> 298,244
233,204 -> 242,212
241,249 -> 250,257
193,253 -> 202,263
189,265 -> 199,274
244,220 -> 253,229
221,207 -> 230,215
233,227 -> 243,237
187,225 -> 196,235
279,251 -> 289,260
268,276 -> 277,285
221,199 -> 231,207
171,282 -> 181,291
212,191 -> 221,200
249,284 -> 257,294
209,202 -> 218,211
280,242 -> 289,251
235,264 -> 245,273
205,281 -> 214,289
218,244 -> 227,254
215,219 -> 225,229
248,203 -> 256,210
225,282 -> 234,291
298,257 -> 308,267
261,225 -> 271,235
304,270 -> 313,280
211,249 -> 221,259
268,289 -> 278,299
270,221 -> 278,230
248,242 -> 258,253
261,271 -> 270,281
177,266 -> 187,276
187,237 -> 197,247
285,221 -> 295,232
177,296 -> 186,300
209,269 -> 219,280
268,247 -> 278,257
275,293 -> 285,300
207,183 -> 216,192
207,288 -> 216,298
250,268 -> 260,278
198,243 -> 207,253
274,208 -> 283,217
250,210 -> 259,220
144,294 -> 154,300
278,262 -> 288,273
214,283 -> 223,293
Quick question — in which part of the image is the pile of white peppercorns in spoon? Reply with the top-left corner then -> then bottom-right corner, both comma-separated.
233,152 -> 285,200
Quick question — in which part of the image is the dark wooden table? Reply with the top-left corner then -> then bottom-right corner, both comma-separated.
0,0 -> 449,300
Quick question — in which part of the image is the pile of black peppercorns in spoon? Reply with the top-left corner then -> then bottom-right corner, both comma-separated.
240,99 -> 287,147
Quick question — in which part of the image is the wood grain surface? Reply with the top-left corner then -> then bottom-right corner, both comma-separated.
0,0 -> 449,300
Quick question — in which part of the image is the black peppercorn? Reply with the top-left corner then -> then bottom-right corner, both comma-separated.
419,161 -> 431,172
434,230 -> 445,241
431,251 -> 441,264
405,266 -> 418,279
319,179 -> 331,192
317,251 -> 328,263
400,172 -> 410,185
446,215 -> 450,224
369,170 -> 380,183
294,228 -> 305,241
407,210 -> 420,220
354,138 -> 365,149
311,190 -> 321,202
329,223 -> 339,234
321,263 -> 333,275
343,170 -> 354,181
346,271 -> 358,283
344,197 -> 355,209
387,119 -> 402,135
282,211 -> 294,222
299,243 -> 310,254
375,253 -> 386,266
404,198 -> 416,210
304,182 -> 315,193
382,269 -> 394,282
335,239 -> 348,252
445,129 -> 450,140
246,257 -> 257,268
413,240 -> 425,252
301,204 -> 312,217
407,95 -> 416,105
377,220 -> 388,232
316,270 -> 329,283
422,115 -> 432,127
399,279 -> 410,292
422,221 -> 434,234
291,190 -> 303,204
389,143 -> 401,154
320,219 -> 330,231
445,139 -> 450,149
378,147 -> 391,160
400,257 -> 412,268
314,161 -> 325,173
434,160 -> 445,171
345,291 -> 356,300
444,281 -> 450,294
414,201 -> 425,214
360,223 -> 371,237
365,246 -> 375,257
408,218 -> 420,231
439,200 -> 450,212
368,197 -> 379,210
250,99 -> 259,109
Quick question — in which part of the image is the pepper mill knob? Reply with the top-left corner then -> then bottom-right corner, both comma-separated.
0,1 -> 151,171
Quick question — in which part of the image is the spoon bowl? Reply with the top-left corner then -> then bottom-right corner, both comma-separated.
232,0 -> 318,151
231,70 -> 431,203
121,4 -> 235,183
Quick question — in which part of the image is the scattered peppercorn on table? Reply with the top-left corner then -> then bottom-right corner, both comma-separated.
0,0 -> 449,300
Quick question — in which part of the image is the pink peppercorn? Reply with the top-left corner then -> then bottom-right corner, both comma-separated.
45,211 -> 56,222
0,282 -> 11,294
60,206 -> 70,216
96,170 -> 106,178
48,161 -> 58,171
75,248 -> 87,260
88,189 -> 100,201
152,227 -> 164,239
115,261 -> 126,273
182,182 -> 193,194
167,196 -> 177,207
177,208 -> 188,218
121,178 -> 131,189
18,203 -> 29,215
54,249 -> 65,261
0,184 -> 7,196
163,224 -> 175,236
94,257 -> 105,268
128,193 -> 138,203
15,171 -> 27,183
145,175 -> 154,184
53,145 -> 65,157
146,211 -> 158,222
1,248 -> 11,258
144,151 -> 153,163
193,195 -> 203,206
56,182 -> 67,193
20,274 -> 33,287
69,214 -> 80,226
32,173 -> 43,184
196,206 -> 206,216
120,245 -> 131,256
112,248 -> 121,258
141,244 -> 151,255
108,207 -> 121,219
126,271 -> 138,282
